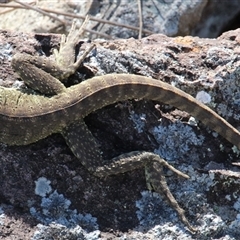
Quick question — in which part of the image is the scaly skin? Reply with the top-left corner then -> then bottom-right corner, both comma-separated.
1,21 -> 240,232
1,73 -> 240,148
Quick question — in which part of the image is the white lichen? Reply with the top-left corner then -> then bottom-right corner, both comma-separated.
30,190 -> 99,236
0,207 -> 4,226
35,177 -> 52,197
151,121 -> 204,161
196,90 -> 211,104
233,197 -> 240,212
129,111 -> 146,133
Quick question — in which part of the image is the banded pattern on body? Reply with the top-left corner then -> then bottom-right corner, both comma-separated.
0,74 -> 239,149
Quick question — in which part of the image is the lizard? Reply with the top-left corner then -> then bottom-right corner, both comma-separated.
1,19 -> 240,232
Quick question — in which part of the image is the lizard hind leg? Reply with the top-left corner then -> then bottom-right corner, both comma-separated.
11,53 -> 66,95
12,16 -> 95,96
62,121 -> 152,174
62,120 -> 197,232
62,119 -> 104,173
53,16 -> 95,79
145,158 -> 197,232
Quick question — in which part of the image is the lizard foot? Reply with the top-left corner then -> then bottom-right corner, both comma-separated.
145,157 -> 197,233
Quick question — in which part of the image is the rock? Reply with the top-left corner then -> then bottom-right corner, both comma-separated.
0,4 -> 240,239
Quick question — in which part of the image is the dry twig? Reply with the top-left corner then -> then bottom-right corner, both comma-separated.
0,2 -> 154,37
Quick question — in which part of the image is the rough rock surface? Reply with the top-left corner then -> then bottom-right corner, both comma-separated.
192,0 -> 240,37
0,0 -> 240,39
0,26 -> 240,239
1,0 -> 240,239
0,0 -> 208,37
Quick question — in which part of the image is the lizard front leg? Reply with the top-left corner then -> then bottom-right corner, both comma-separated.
62,120 -> 197,232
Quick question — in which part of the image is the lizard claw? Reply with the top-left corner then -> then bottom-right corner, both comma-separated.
145,158 -> 197,232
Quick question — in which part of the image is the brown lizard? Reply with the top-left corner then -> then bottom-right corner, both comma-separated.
1,20 -> 240,232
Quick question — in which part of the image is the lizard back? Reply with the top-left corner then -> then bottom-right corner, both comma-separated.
0,74 -> 239,148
